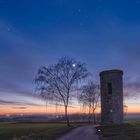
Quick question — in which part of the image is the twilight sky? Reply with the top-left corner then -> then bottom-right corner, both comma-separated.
0,0 -> 140,115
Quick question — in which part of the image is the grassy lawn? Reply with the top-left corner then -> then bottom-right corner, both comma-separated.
0,123 -> 73,140
96,121 -> 140,140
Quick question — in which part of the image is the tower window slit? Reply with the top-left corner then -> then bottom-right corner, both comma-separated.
108,83 -> 112,95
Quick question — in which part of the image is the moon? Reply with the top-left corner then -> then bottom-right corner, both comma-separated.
72,64 -> 76,67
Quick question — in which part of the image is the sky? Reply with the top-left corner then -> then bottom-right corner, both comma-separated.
0,0 -> 140,115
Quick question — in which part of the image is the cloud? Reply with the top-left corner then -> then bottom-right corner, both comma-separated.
0,18 -> 140,110
0,81 -> 38,98
12,107 -> 28,109
0,20 -> 50,99
124,77 -> 140,99
0,99 -> 44,107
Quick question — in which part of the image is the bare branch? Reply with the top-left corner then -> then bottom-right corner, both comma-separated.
78,81 -> 100,124
35,56 -> 89,126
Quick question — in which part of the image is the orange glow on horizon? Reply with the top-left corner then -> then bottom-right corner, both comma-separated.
126,105 -> 140,113
0,104 -> 140,116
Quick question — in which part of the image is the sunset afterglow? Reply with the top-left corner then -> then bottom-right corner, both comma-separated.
0,0 -> 140,116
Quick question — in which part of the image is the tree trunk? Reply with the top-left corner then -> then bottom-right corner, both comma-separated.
88,114 -> 91,124
65,105 -> 70,127
88,107 -> 91,124
93,111 -> 96,124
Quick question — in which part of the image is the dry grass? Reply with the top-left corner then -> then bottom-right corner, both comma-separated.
0,123 -> 73,140
96,121 -> 140,140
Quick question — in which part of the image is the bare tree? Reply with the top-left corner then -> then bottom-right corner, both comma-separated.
35,57 -> 89,126
79,81 -> 100,124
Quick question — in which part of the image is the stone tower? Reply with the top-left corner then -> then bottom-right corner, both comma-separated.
100,69 -> 123,124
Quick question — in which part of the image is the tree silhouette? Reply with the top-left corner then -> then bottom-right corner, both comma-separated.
35,56 -> 89,126
79,81 -> 100,124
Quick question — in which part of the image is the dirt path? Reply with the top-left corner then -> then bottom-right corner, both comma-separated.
57,126 -> 99,140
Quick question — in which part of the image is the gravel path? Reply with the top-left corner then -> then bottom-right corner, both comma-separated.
57,126 -> 99,140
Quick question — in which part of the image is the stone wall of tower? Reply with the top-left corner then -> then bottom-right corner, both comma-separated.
100,69 -> 123,124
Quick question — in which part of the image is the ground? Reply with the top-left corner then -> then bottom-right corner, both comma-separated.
57,126 -> 99,140
0,121 -> 140,140
96,121 -> 140,140
0,123 -> 72,140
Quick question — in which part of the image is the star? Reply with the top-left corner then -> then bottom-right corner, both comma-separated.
73,8 -> 82,16
7,28 -> 11,32
136,0 -> 140,4
78,8 -> 81,13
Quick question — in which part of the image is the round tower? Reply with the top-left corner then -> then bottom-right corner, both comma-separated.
100,69 -> 123,124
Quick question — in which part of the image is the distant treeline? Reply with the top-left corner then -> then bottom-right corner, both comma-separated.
0,113 -> 140,123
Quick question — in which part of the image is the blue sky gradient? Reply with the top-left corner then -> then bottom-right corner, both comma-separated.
0,0 -> 140,114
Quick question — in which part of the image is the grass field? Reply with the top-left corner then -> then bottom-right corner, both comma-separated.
0,123 -> 73,140
1,121 -> 140,140
96,121 -> 140,140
